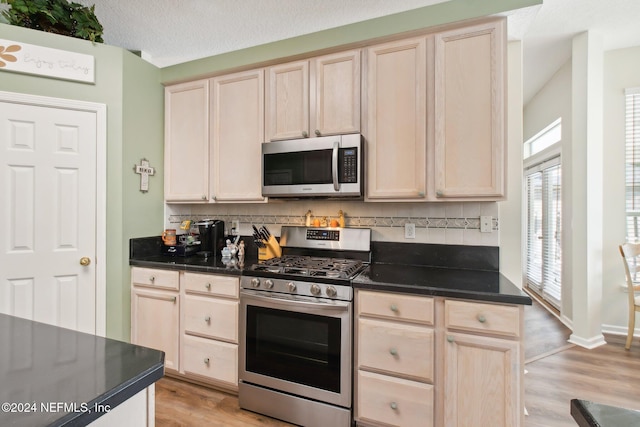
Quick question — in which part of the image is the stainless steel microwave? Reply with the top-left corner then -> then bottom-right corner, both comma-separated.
262,134 -> 363,198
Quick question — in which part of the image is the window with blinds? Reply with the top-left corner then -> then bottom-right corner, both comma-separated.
524,116 -> 562,311
525,160 -> 562,309
625,88 -> 640,241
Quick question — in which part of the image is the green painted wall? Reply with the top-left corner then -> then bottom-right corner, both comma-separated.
161,0 -> 541,83
0,23 -> 164,341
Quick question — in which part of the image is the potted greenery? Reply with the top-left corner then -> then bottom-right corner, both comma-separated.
0,0 -> 103,43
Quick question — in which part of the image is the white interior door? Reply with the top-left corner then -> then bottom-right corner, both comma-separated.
0,93 -> 105,335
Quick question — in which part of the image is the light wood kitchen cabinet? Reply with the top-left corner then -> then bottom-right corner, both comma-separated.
431,19 -> 506,199
355,290 -> 524,427
164,80 -> 210,202
210,69 -> 266,202
130,268 -> 240,392
131,267 -> 180,372
364,37 -> 428,201
355,290 -> 435,427
443,299 -> 523,427
181,271 -> 240,391
266,50 -> 361,141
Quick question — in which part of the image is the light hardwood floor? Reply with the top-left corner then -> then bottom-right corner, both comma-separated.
155,299 -> 640,426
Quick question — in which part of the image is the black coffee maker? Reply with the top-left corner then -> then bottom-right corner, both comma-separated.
195,219 -> 225,257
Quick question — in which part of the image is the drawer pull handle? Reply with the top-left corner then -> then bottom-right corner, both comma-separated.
206,283 -> 211,290
447,335 -> 455,343
477,314 -> 487,323
389,348 -> 398,356
390,402 -> 398,410
390,304 -> 398,312
149,276 -> 155,282
204,358 -> 210,365
205,316 -> 211,323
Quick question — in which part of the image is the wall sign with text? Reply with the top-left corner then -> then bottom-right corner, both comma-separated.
0,39 -> 95,84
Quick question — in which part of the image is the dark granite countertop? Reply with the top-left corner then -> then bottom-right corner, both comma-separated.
353,263 -> 531,305
129,236 -> 531,305
571,399 -> 640,426
0,314 -> 164,427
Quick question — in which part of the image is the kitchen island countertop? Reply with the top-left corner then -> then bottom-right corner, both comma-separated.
0,314 -> 164,427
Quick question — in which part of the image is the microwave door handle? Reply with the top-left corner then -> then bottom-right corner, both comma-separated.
332,141 -> 339,191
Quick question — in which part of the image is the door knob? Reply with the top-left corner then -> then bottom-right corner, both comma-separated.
80,257 -> 91,266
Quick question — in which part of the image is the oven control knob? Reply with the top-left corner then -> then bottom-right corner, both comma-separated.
250,278 -> 260,288
326,286 -> 337,298
287,282 -> 297,293
310,284 -> 321,296
264,279 -> 274,289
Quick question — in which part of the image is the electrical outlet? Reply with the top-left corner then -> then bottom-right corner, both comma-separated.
480,216 -> 492,233
405,223 -> 416,239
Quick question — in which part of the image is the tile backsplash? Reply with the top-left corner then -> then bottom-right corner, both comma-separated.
166,200 -> 499,246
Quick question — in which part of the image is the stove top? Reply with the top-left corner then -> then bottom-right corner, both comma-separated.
251,255 -> 365,280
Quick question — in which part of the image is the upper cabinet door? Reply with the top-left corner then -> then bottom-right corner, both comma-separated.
433,19 -> 506,199
310,50 -> 361,137
210,69 -> 266,202
266,60 -> 309,141
365,37 -> 428,201
164,80 -> 210,202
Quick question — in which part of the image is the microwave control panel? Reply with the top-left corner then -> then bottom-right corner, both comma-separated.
339,148 -> 358,183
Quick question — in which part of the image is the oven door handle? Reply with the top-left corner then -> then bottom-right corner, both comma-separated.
242,291 -> 350,311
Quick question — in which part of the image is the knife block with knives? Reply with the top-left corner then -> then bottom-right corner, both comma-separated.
253,225 -> 282,261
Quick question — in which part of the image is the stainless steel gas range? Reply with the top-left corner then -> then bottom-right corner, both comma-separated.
239,226 -> 371,427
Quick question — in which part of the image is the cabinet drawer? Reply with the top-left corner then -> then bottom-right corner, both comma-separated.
182,335 -> 238,387
358,318 -> 434,382
131,267 -> 179,291
357,290 -> 434,325
183,272 -> 239,298
445,300 -> 520,338
357,370 -> 433,427
184,294 -> 238,342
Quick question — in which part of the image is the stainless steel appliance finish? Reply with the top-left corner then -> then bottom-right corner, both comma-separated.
239,226 -> 371,427
261,134 -> 363,198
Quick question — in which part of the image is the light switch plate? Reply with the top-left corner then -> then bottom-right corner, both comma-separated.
405,223 -> 416,239
480,216 -> 492,233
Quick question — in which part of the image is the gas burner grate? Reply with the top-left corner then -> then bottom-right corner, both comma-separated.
253,255 -> 364,280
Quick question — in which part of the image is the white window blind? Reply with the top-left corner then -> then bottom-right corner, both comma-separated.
625,88 -> 640,241
525,157 -> 562,310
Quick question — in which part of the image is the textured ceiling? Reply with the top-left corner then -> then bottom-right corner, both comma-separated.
3,0 -> 639,104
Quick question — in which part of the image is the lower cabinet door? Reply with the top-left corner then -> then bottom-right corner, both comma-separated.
357,370 -> 433,427
131,288 -> 179,371
183,334 -> 238,388
443,332 -> 521,427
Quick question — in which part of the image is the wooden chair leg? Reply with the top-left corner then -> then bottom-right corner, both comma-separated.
626,309 -> 635,350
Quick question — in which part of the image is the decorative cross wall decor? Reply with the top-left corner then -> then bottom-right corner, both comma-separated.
133,158 -> 155,193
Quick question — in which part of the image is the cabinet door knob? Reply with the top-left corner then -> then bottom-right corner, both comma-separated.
390,304 -> 398,312
206,283 -> 211,290
302,131 -> 309,138
314,129 -> 321,136
389,348 -> 398,356
205,316 -> 211,323
418,191 -> 425,197
436,190 -> 443,197
201,195 -> 207,200
79,257 -> 91,266
204,358 -> 210,365
171,296 -> 177,303
390,402 -> 398,410
447,335 -> 455,343
477,314 -> 487,323
149,276 -> 155,282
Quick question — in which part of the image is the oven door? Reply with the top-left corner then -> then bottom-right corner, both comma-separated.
239,289 -> 352,408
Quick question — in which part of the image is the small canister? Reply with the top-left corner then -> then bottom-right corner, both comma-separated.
162,229 -> 177,246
